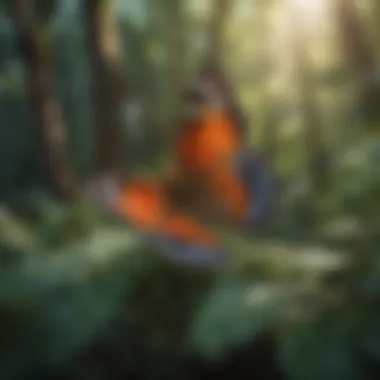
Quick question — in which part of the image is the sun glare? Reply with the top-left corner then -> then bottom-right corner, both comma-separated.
289,0 -> 325,13
284,0 -> 329,32
270,0 -> 331,82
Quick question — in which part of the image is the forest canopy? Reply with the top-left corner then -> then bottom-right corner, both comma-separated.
0,0 -> 379,379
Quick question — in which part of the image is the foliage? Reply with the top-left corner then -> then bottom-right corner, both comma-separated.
0,199 -> 151,378
1,0 -> 380,379
0,148 -> 378,380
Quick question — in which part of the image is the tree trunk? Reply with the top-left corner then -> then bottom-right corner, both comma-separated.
85,0 -> 126,172
10,0 -> 77,199
208,0 -> 231,60
336,0 -> 380,126
168,0 -> 187,131
291,8 -> 330,194
372,0 -> 380,50
256,2 -> 278,162
202,0 -> 246,135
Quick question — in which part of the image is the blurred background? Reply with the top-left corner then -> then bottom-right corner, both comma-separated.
0,0 -> 380,379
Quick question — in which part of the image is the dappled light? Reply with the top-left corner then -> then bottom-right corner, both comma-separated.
0,0 -> 379,379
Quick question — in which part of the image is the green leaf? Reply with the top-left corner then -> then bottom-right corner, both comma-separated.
188,280 -> 288,358
0,225 -> 150,377
279,313 -> 359,380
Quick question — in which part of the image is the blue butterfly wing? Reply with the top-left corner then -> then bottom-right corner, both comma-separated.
235,149 -> 275,228
155,236 -> 226,268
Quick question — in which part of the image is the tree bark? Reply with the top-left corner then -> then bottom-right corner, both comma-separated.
10,0 -> 77,199
85,0 -> 127,172
336,0 -> 377,78
291,8 -> 330,194
202,0 -> 246,135
168,0 -> 187,131
336,0 -> 380,125
256,2 -> 278,162
208,0 -> 231,60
